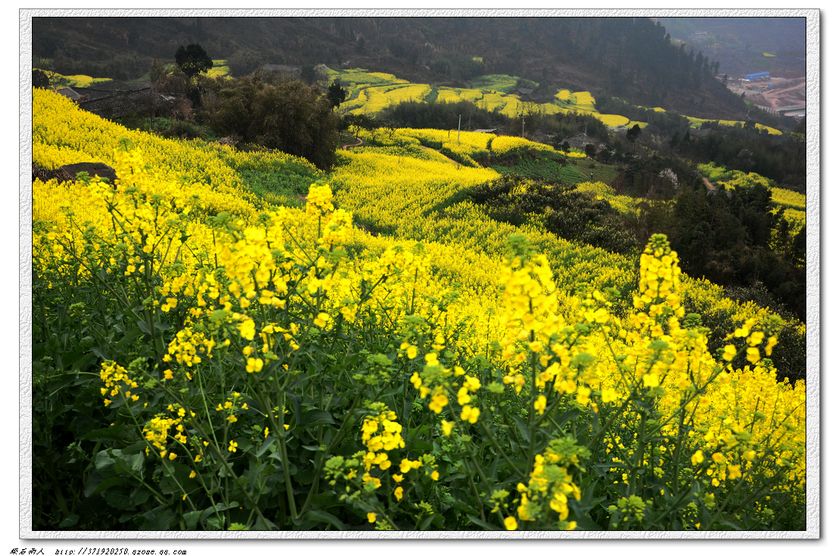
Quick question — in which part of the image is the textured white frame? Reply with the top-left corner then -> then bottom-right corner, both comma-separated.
19,7 -> 821,540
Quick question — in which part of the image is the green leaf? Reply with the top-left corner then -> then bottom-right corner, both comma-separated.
58,514 -> 79,528
255,437 -> 276,458
301,409 -> 336,427
183,510 -> 202,530
136,318 -> 152,335
91,347 -> 110,361
93,450 -> 116,471
465,514 -> 496,530
513,416 -> 530,444
128,488 -> 151,507
417,514 -> 436,530
206,515 -> 225,531
111,449 -> 145,475
84,475 -> 125,498
82,426 -> 133,443
301,509 -> 346,530
139,506 -> 177,529
650,339 -> 669,351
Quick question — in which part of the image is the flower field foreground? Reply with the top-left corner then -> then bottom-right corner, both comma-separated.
332,132 -> 806,381
32,90 -> 805,531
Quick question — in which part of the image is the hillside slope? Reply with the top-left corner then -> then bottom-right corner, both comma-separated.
658,17 -> 806,78
34,16 -> 749,119
31,90 -> 806,531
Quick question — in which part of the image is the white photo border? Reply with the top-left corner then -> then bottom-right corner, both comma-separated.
18,7 -> 821,540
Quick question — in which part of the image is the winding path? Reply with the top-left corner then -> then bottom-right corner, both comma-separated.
341,135 -> 364,150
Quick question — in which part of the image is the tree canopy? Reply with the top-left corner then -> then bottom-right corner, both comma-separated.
327,80 -> 348,109
175,44 -> 213,78
203,76 -> 340,169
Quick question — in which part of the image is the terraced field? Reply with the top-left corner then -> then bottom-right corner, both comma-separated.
326,67 -> 636,129
327,67 -> 784,135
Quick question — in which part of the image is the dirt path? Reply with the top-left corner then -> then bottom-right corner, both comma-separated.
761,79 -> 806,111
341,135 -> 364,150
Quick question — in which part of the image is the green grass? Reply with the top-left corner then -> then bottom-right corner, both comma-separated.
494,156 -> 617,186
468,74 -> 522,93
494,160 -> 571,183
565,157 -> 619,184
217,148 -> 323,207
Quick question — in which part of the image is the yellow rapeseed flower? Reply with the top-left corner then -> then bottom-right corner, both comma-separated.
460,405 -> 480,424
601,388 -> 619,404
723,344 -> 737,362
428,391 -> 448,414
534,395 -> 547,415
245,357 -> 264,373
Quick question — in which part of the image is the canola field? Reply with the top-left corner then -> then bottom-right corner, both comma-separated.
207,59 -> 231,78
325,67 -> 780,134
36,68 -> 113,88
686,115 -> 783,136
326,67 -> 633,128
32,89 -> 806,531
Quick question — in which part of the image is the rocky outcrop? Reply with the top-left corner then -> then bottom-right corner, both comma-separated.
32,162 -> 117,185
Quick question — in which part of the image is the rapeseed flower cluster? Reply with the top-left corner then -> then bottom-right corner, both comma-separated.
143,413 -> 184,459
513,438 -> 589,531
99,360 -> 139,406
360,403 -> 405,490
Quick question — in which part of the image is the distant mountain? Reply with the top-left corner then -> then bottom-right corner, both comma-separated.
34,16 -> 755,119
655,17 -> 806,78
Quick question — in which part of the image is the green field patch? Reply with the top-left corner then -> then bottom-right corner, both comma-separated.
494,159 -> 577,184
468,73 -> 521,93
325,67 -> 407,87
